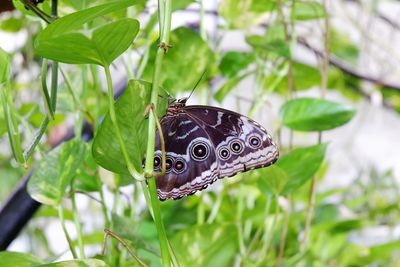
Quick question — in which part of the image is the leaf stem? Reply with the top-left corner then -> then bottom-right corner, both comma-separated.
103,65 -> 143,181
19,0 -> 55,23
71,186 -> 85,258
40,59 -> 54,120
102,229 -> 148,267
23,0 -> 58,161
58,204 -> 78,259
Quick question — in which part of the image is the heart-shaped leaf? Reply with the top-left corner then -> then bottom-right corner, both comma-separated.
28,138 -> 85,206
280,97 -> 356,131
92,80 -> 167,175
35,1 -> 140,66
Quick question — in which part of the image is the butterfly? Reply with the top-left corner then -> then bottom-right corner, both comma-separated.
153,98 -> 279,201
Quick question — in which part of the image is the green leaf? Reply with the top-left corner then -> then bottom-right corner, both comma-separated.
28,139 -> 85,206
330,29 -> 359,66
171,223 -> 239,267
92,80 -> 167,175
35,1 -> 141,65
36,259 -> 108,267
219,0 -> 275,29
292,1 -> 325,21
0,17 -> 24,32
257,165 -> 288,195
219,51 -> 254,78
92,18 -> 139,65
38,0 -> 138,39
142,27 -> 213,94
0,47 -> 10,84
280,97 -> 356,131
246,24 -> 291,58
36,33 -> 102,65
279,144 -> 327,194
0,251 -> 43,267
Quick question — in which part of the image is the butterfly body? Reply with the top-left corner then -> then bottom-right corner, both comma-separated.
154,99 -> 279,201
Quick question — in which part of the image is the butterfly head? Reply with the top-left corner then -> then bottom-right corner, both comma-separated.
166,97 -> 187,115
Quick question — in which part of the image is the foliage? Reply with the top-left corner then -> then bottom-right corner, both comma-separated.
0,0 -> 399,267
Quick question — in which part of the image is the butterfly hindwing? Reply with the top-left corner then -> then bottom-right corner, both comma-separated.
154,104 -> 279,200
185,106 -> 279,177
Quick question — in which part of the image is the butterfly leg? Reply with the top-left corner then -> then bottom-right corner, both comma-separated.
143,103 -> 166,178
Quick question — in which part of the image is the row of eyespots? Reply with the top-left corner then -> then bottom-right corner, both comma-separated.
154,155 -> 187,174
218,135 -> 262,160
153,140 -> 211,174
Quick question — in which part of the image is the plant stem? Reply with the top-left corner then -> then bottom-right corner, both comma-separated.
302,0 -> 330,251
40,59 -> 54,120
103,65 -> 143,181
99,183 -> 111,228
24,58 -> 58,160
102,229 -> 147,267
276,196 -> 291,267
144,0 -> 173,266
58,204 -> 78,259
71,187 -> 85,258
23,0 -> 58,161
19,0 -> 55,23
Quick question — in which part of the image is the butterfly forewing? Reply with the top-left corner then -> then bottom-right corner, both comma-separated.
154,104 -> 279,200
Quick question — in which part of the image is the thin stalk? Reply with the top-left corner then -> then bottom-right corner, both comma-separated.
136,42 -> 151,78
71,187 -> 85,258
58,204 -> 78,259
102,229 -> 147,267
256,195 -> 278,265
40,60 -> 54,120
23,118 -> 49,160
99,184 -> 111,228
237,196 -> 246,256
302,0 -> 330,251
103,65 -> 143,181
1,88 -> 24,164
197,200 -> 205,225
206,192 -> 223,223
24,59 -> 58,160
23,0 -> 58,160
276,196 -> 291,267
301,175 -> 317,251
19,0 -> 55,23
144,0 -> 173,266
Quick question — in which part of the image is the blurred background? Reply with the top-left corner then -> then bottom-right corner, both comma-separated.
1,0 -> 400,266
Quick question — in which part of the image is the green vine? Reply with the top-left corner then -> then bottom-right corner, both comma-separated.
144,0 -> 173,266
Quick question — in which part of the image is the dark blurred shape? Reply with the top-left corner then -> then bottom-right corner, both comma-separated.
0,0 -> 14,13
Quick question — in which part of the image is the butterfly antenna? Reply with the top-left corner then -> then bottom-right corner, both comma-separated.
187,70 -> 207,100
